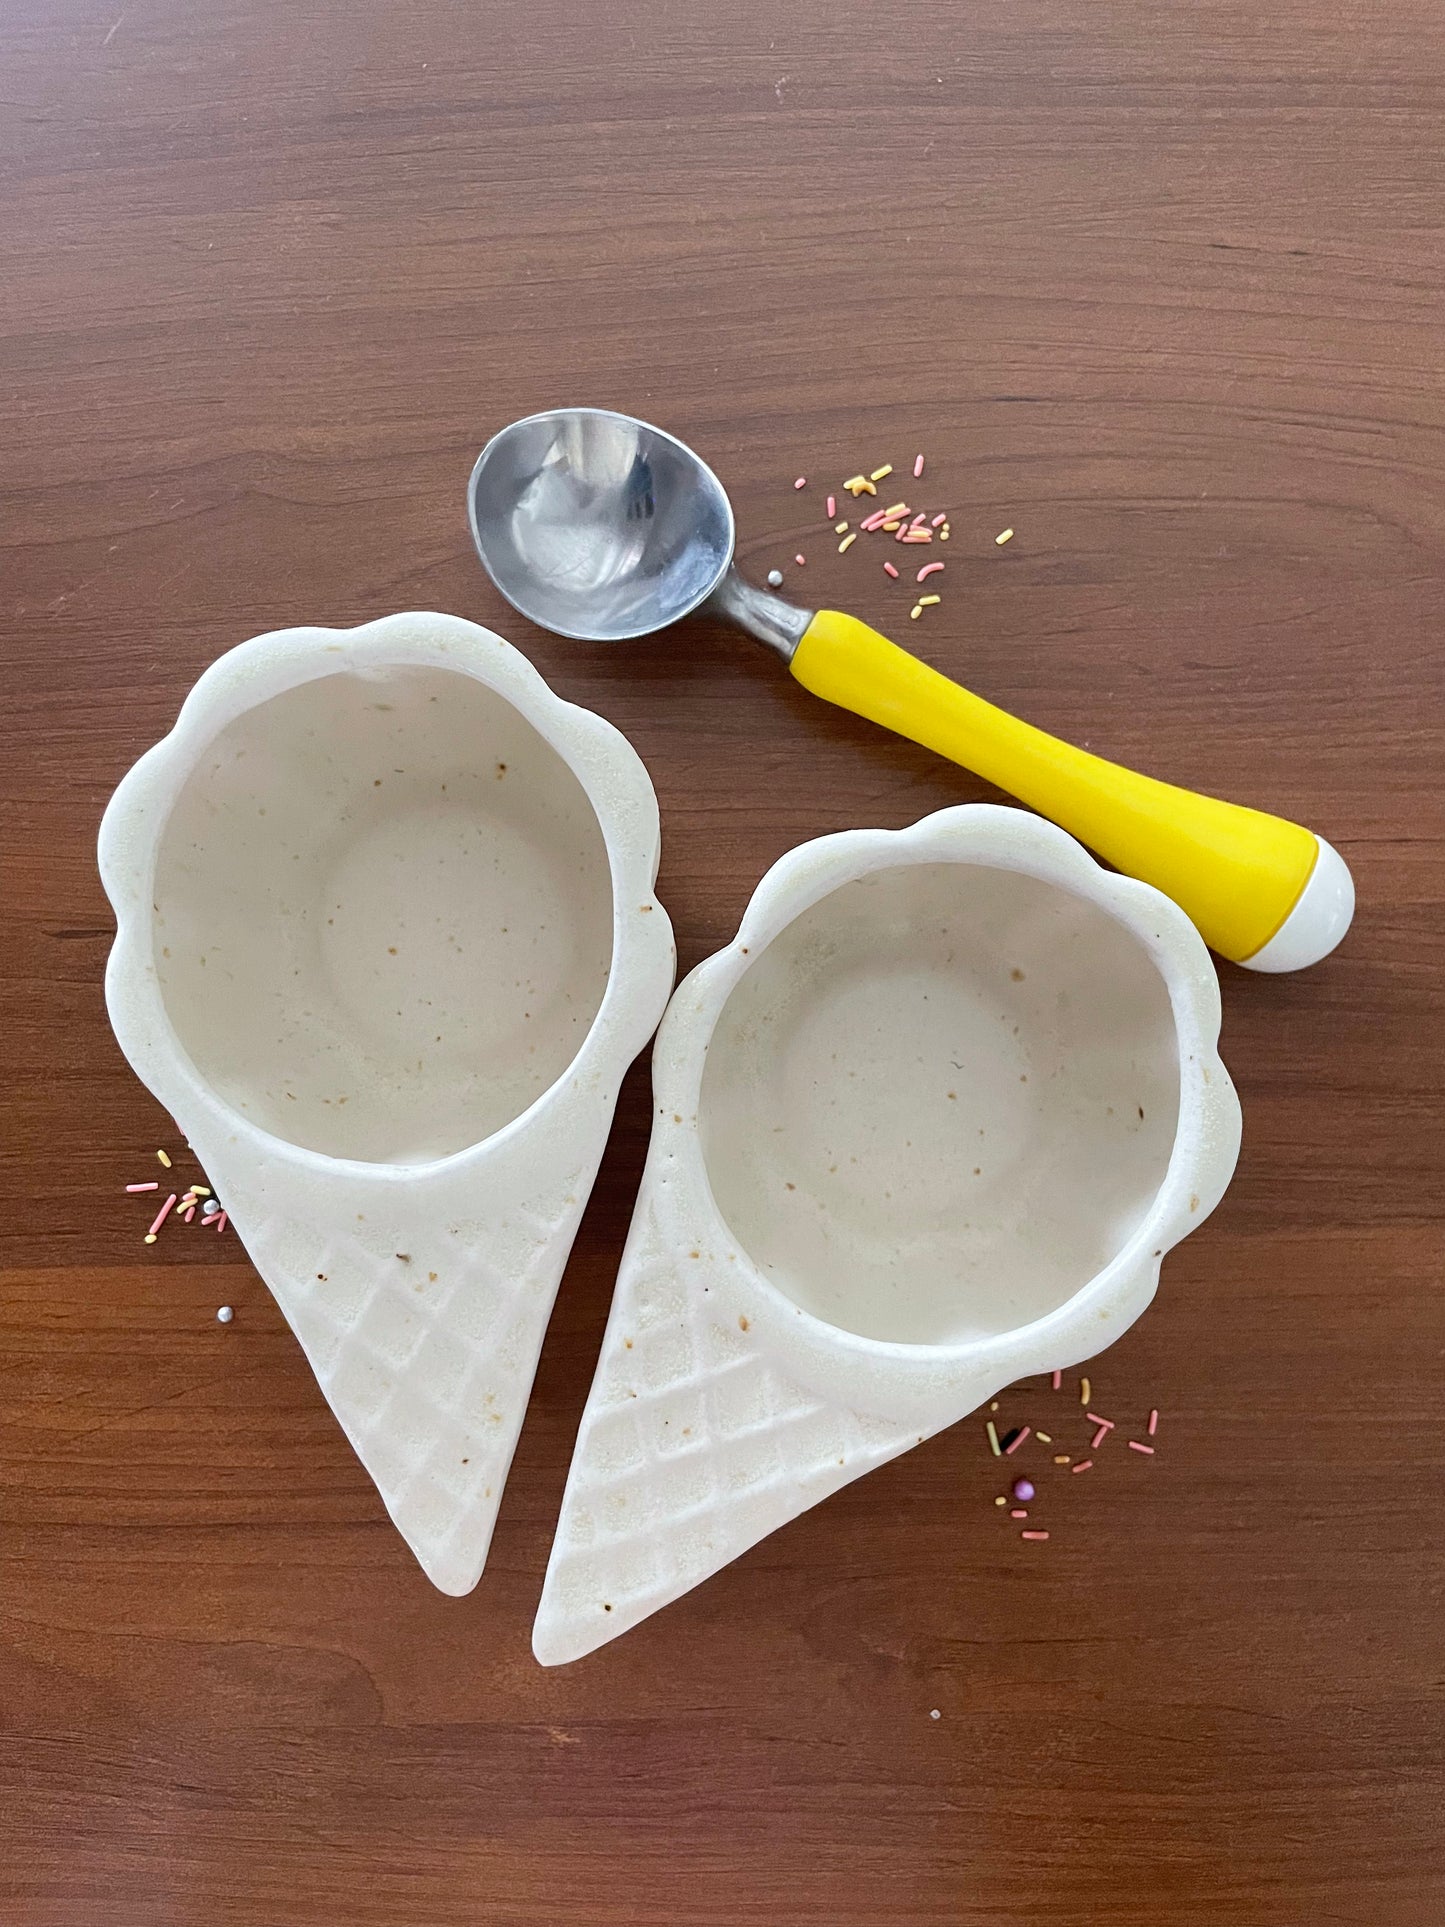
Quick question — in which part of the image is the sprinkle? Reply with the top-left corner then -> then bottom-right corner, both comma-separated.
931,512 -> 947,527
1086,1413 -> 1114,1430
1020,1530 -> 1049,1541
766,569 -> 784,588
939,528 -> 950,540
1091,1425 -> 1111,1450
1071,1459 -> 1093,1474
1003,1425 -> 1030,1456
838,532 -> 857,554
918,593 -> 941,607
143,1233 -> 157,1244
156,1149 -> 172,1168
1148,1408 -> 1159,1436
883,520 -> 903,532
913,453 -> 925,478
930,1708 -> 941,1720
870,464 -> 893,481
909,604 -> 923,620
1051,1370 -> 1062,1390
1129,1440 -> 1155,1455
146,1193 -> 177,1238
215,1211 -> 228,1233
216,1305 -> 234,1324
916,562 -> 944,582
190,1186 -> 211,1197
901,530 -> 932,543
1053,1455 -> 1071,1465
986,1420 -> 1001,1456
794,476 -> 807,489
1010,1508 -> 1028,1519
834,520 -> 849,534
910,512 -> 928,528
994,1495 -> 1007,1506
995,527 -> 1014,545
1035,1432 -> 1052,1444
880,502 -> 910,520
826,495 -> 837,518
125,1182 -> 159,1193
990,1402 -> 999,1412
182,1205 -> 196,1224
794,553 -> 806,566
843,474 -> 868,493
883,561 -> 900,578
1011,1477 -> 1035,1502
1080,1378 -> 1091,1407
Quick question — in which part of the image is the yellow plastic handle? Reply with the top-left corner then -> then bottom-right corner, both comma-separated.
791,609 -> 1324,964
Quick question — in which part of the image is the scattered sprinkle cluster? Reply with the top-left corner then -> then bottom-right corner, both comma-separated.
127,1146 -> 229,1242
785,457 -> 1017,615
986,1371 -> 1161,1543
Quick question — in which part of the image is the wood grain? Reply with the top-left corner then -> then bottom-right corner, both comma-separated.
2,0 -> 1442,1920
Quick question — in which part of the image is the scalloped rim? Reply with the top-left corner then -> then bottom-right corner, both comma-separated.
643,803 -> 1242,1426
97,610 -> 677,1181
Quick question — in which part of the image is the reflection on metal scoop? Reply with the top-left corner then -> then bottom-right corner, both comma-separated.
467,407 -> 1353,972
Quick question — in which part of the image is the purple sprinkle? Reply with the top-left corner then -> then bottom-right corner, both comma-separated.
1011,1477 -> 1035,1503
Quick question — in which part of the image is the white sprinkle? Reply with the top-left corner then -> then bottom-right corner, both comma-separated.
766,568 -> 784,587
929,1708 -> 941,1720
216,1305 -> 234,1324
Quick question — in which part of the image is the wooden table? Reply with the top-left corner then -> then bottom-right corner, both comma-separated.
3,2 -> 1442,1920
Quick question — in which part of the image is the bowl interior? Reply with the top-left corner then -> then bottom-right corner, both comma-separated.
152,664 -> 614,1163
698,861 -> 1182,1346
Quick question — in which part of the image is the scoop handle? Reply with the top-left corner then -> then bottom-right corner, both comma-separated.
790,609 -> 1353,970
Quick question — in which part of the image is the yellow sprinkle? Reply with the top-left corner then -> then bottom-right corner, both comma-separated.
986,1420 -> 1001,1456
1054,1455 -> 1072,1465
994,1495 -> 1007,1506
844,477 -> 877,497
989,1401 -> 999,1412
882,520 -> 902,531
144,1232 -> 157,1244
190,1185 -> 211,1197
870,464 -> 893,481
1036,1432 -> 1052,1444
156,1149 -> 172,1168
910,604 -> 923,620
838,532 -> 857,553
834,520 -> 849,534
939,529 -> 950,541
1080,1377 -> 1091,1407
881,502 -> 909,519
995,527 -> 1014,545
843,473 -> 868,491
918,593 -> 941,606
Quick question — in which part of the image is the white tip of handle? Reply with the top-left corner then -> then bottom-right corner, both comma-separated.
1238,836 -> 1354,973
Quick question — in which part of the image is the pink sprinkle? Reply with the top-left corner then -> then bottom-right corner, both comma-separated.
1085,1413 -> 1114,1430
1071,1459 -> 1093,1474
1148,1408 -> 1159,1436
1128,1440 -> 1155,1455
916,562 -> 944,582
182,1205 -> 196,1223
826,495 -> 836,519
860,507 -> 891,530
913,453 -> 925,478
215,1211 -> 228,1234
901,531 -> 932,543
1009,1508 -> 1028,1519
794,477 -> 807,490
1020,1530 -> 1049,1541
931,512 -> 947,528
125,1181 -> 160,1193
1051,1370 -> 1062,1390
147,1193 -> 178,1237
910,512 -> 928,528
883,561 -> 900,578
794,553 -> 806,566
1003,1425 -> 1031,1456
1090,1425 -> 1111,1450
